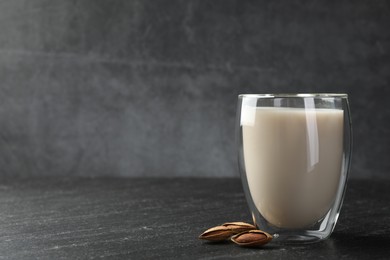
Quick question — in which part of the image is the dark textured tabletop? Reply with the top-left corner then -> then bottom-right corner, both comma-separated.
0,177 -> 388,259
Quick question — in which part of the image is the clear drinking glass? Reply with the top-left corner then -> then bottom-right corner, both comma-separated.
237,94 -> 352,243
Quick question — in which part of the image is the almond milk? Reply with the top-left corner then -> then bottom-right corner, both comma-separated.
241,107 -> 344,228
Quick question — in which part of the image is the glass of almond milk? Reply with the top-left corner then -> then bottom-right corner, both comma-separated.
237,94 -> 352,243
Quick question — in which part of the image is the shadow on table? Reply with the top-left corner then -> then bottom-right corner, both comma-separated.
201,241 -> 280,251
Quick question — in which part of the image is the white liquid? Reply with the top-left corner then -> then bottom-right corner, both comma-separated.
242,107 -> 344,228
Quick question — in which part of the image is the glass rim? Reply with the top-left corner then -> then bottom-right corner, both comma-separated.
238,93 -> 348,98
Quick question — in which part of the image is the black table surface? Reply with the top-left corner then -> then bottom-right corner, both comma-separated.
0,177 -> 388,259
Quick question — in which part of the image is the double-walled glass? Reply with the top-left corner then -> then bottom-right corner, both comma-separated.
237,94 -> 352,243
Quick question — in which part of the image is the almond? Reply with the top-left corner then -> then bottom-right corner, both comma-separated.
231,230 -> 273,247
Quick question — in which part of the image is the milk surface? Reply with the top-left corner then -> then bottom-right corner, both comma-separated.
241,107 -> 344,228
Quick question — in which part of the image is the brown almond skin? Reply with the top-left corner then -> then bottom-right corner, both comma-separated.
199,222 -> 256,241
199,226 -> 233,241
222,222 -> 256,233
222,222 -> 256,229
231,230 -> 273,247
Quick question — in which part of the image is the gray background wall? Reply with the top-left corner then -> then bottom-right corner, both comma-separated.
0,0 -> 388,178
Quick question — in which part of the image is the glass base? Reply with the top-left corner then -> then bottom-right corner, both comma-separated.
270,232 -> 327,244
250,208 -> 337,244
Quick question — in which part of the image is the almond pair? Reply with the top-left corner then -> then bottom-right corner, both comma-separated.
199,222 -> 272,247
